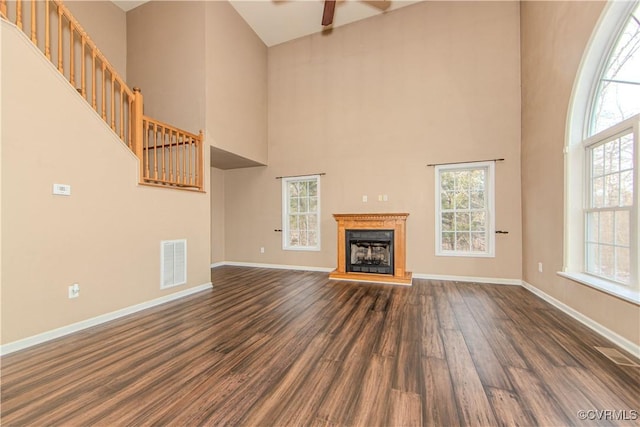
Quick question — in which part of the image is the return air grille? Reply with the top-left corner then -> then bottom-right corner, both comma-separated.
161,239 -> 187,289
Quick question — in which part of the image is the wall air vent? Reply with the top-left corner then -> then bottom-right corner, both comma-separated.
161,239 -> 187,289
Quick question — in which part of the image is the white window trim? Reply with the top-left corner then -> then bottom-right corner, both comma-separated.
281,175 -> 321,251
563,0 -> 640,302
435,161 -> 496,258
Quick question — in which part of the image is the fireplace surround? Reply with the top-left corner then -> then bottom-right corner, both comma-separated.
330,213 -> 412,285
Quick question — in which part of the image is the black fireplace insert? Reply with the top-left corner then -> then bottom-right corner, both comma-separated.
345,229 -> 394,275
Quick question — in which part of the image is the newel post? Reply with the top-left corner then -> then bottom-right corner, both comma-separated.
131,87 -> 144,182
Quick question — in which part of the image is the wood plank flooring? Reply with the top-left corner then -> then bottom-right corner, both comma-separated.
2,266 -> 639,426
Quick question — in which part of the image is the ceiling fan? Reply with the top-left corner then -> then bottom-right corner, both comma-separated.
322,0 -> 391,26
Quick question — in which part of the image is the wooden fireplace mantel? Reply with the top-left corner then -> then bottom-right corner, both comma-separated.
329,213 -> 412,285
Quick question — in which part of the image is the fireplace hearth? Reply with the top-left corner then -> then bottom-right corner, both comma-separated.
330,213 -> 412,285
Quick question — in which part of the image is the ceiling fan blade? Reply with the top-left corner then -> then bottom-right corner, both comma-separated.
362,1 -> 391,11
322,0 -> 336,26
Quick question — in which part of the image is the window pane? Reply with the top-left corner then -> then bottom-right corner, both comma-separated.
470,232 -> 486,252
586,212 -> 599,243
456,233 -> 470,252
470,191 -> 485,209
309,196 -> 318,211
592,145 -> 605,177
591,176 -> 604,208
442,213 -> 454,231
308,231 -> 318,247
289,182 -> 299,197
620,170 -> 633,206
441,172 -> 455,191
289,197 -> 298,213
586,243 -> 599,275
298,231 -> 308,246
454,191 -> 469,210
599,211 -> 614,244
616,247 -> 630,283
308,180 -> 317,196
603,139 -> 619,174
470,169 -> 486,190
604,173 -> 620,207
299,197 -> 308,213
442,232 -> 455,250
615,210 -> 630,246
620,134 -> 634,171
471,212 -> 486,231
600,245 -> 615,279
441,191 -> 454,210
455,213 -> 470,231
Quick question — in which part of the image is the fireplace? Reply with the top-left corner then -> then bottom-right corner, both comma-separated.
346,230 -> 394,275
330,213 -> 412,285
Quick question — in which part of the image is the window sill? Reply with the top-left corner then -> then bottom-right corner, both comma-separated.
557,272 -> 640,305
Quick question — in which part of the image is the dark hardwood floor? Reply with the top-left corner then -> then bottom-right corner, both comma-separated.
1,266 -> 639,426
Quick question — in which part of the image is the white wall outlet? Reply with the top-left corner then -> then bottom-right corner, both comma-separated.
260,247 -> 265,254
53,184 -> 71,196
383,194 -> 388,201
538,262 -> 543,273
362,195 -> 368,202
378,195 -> 383,201
68,283 -> 80,299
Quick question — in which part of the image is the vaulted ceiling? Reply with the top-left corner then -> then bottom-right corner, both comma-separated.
112,0 -> 422,46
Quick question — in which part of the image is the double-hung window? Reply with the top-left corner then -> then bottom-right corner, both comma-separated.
564,1 -> 639,300
435,162 -> 495,257
584,120 -> 638,285
282,175 -> 321,251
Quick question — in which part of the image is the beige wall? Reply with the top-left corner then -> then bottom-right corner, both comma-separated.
205,1 -> 268,165
521,0 -> 639,346
66,0 -> 127,80
223,1 -> 523,280
211,167 -> 226,263
1,22 -> 210,344
126,1 -> 206,134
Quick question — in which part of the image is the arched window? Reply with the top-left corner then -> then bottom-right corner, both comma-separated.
564,1 -> 640,303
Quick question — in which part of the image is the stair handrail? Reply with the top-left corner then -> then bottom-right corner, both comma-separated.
0,0 -> 203,191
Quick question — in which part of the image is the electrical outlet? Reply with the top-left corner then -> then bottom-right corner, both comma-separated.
68,283 -> 80,299
378,195 -> 383,201
53,183 -> 71,196
260,247 -> 265,254
538,262 -> 543,273
383,194 -> 388,202
362,195 -> 368,202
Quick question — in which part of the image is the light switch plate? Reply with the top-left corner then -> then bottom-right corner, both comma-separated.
53,184 -> 71,196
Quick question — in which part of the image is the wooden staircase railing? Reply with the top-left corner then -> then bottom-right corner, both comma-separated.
1,0 -> 203,191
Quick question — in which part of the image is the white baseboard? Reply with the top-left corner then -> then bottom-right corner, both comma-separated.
0,282 -> 213,356
211,261 -> 333,273
412,273 -> 522,286
522,281 -> 640,359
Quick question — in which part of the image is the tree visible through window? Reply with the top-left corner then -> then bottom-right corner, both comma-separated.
282,175 -> 320,251
436,162 -> 495,257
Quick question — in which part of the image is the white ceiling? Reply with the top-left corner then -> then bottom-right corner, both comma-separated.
112,0 -> 422,47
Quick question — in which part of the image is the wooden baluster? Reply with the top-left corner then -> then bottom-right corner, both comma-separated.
144,121 -> 150,180
182,133 -> 187,184
16,0 -> 22,29
188,137 -> 193,186
0,0 -> 7,18
161,127 -> 166,181
197,130 -> 204,190
30,0 -> 37,43
57,4 -> 62,72
111,74 -> 116,130
169,131 -> 174,182
120,86 -> 124,139
153,124 -> 158,180
81,37 -> 86,98
176,133 -> 181,184
127,97 -> 133,149
45,0 -> 50,59
101,63 -> 106,120
91,51 -> 96,109
69,23 -> 75,85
